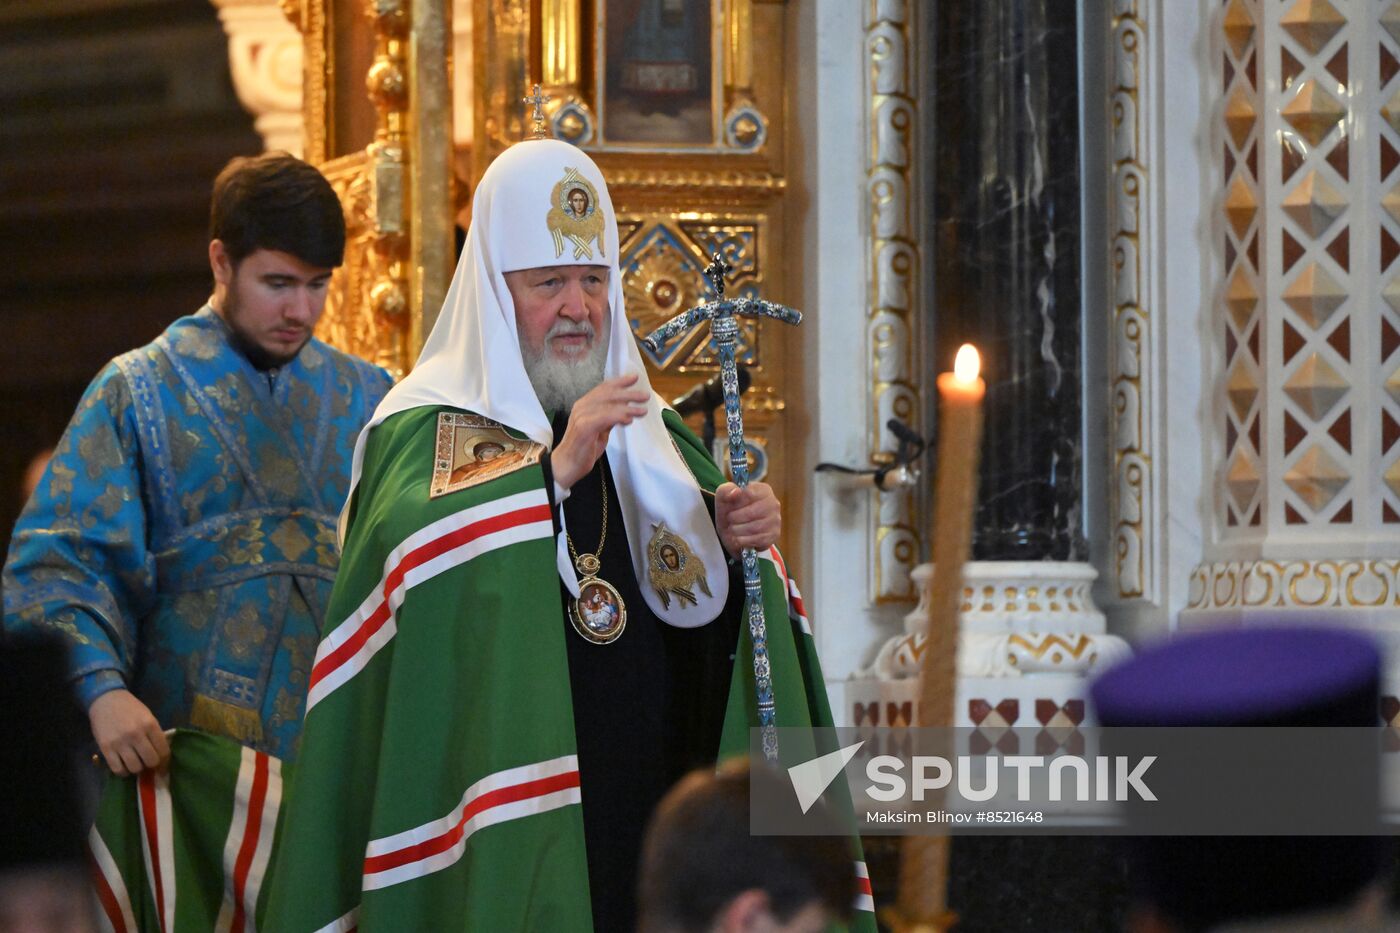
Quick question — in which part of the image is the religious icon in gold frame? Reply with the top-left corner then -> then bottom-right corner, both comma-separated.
598,0 -> 720,147
430,413 -> 545,498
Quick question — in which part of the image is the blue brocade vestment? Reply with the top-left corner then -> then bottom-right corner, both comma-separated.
3,307 -> 392,761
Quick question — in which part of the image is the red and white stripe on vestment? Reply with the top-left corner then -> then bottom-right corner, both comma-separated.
360,755 -> 582,892
307,488 -> 554,711
759,546 -> 811,635
137,769 -> 176,933
90,826 -> 138,933
854,860 -> 875,913
215,746 -> 283,933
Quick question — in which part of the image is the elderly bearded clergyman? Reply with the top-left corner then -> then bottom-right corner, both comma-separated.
266,139 -> 871,932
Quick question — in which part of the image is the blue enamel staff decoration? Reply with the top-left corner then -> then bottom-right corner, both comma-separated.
642,254 -> 801,761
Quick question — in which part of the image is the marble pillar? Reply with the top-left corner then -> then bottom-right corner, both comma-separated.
849,0 -> 1136,716
918,9 -> 1129,923
849,0 -> 1128,733
929,1 -> 1087,563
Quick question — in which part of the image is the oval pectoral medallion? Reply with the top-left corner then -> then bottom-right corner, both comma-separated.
570,575 -> 627,645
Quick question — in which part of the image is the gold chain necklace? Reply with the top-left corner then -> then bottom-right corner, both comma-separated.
566,471 -> 627,644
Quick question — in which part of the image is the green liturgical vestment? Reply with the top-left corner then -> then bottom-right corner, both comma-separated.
264,405 -> 876,931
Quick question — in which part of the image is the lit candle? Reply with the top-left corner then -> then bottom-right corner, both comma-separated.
920,343 -> 985,726
896,343 -> 984,931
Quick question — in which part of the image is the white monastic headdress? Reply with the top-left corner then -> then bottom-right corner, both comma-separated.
343,139 -> 728,627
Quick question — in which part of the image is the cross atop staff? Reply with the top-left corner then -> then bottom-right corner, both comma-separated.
643,253 -> 801,760
704,254 -> 733,297
522,84 -> 552,139
643,254 -> 798,366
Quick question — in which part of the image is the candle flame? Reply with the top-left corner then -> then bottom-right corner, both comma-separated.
953,344 -> 981,384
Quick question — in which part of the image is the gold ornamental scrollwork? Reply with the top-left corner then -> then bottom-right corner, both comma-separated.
618,213 -> 782,452
605,168 -> 785,205
1211,565 -> 1238,607
1285,561 -> 1341,608
1007,634 -> 1095,664
1186,560 -> 1400,609
947,581 -> 1097,617
1109,1 -> 1156,604
320,154 -> 408,376
866,0 -> 922,603
1240,561 -> 1277,607
1345,563 -> 1392,607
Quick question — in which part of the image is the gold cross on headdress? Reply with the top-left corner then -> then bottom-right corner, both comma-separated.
522,84 -> 552,139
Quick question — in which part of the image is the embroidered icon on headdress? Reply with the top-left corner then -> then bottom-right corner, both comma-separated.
430,412 -> 545,498
547,168 -> 606,260
647,522 -> 711,609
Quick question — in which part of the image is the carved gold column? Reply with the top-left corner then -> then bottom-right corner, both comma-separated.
323,0 -> 410,375
295,0 -> 453,375
409,0 -> 453,341
471,0 -> 529,180
723,0 -> 766,149
540,0 -> 595,145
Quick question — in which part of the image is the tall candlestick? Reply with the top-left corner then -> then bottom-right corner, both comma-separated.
919,344 -> 985,728
894,344 -> 985,931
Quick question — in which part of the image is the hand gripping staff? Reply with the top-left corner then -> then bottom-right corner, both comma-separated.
641,254 -> 801,761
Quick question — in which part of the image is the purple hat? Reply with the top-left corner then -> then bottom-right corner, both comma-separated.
1091,626 -> 1385,930
1092,626 -> 1380,727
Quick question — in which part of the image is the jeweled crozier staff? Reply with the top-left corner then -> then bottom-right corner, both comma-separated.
642,255 -> 801,761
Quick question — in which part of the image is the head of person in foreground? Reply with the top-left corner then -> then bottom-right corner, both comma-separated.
637,758 -> 855,933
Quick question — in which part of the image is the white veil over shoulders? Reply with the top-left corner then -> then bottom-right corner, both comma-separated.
341,139 -> 728,627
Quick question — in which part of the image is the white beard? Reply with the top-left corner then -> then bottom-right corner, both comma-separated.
521,319 -> 610,413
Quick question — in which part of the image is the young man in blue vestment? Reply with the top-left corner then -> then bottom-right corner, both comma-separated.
3,152 -> 394,773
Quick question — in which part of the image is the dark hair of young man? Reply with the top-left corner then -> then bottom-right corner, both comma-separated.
638,758 -> 855,933
209,152 -> 345,269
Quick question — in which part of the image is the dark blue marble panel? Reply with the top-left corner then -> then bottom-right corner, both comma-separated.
928,1 -> 1087,562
